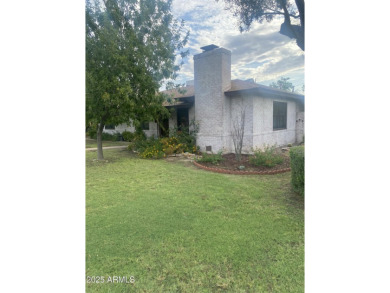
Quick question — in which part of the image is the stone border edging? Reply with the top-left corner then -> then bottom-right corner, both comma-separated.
193,161 -> 291,175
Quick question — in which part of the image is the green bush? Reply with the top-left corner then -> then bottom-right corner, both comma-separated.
126,121 -> 200,159
168,119 -> 199,153
87,128 -> 121,141
100,132 -> 121,141
139,138 -> 165,159
249,145 -> 284,167
196,151 -> 224,165
290,146 -> 304,196
129,134 -> 199,159
122,131 -> 135,142
128,133 -> 148,152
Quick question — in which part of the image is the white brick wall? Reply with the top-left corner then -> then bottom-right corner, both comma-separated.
194,47 -> 231,152
296,111 -> 304,143
228,96 -> 253,154
252,97 -> 298,150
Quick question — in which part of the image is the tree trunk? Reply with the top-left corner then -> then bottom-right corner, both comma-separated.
279,0 -> 305,51
295,0 -> 304,29
96,122 -> 105,160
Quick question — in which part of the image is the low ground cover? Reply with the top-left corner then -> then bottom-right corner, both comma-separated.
86,149 -> 304,292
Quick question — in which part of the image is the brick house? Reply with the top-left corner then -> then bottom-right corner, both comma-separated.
105,44 -> 304,153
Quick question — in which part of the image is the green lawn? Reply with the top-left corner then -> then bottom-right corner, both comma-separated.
86,138 -> 130,149
86,149 -> 304,292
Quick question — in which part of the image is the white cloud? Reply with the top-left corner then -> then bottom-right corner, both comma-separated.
172,0 -> 304,87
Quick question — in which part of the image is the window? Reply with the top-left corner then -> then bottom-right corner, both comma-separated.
105,124 -> 115,130
141,121 -> 149,130
273,101 -> 287,130
177,108 -> 189,131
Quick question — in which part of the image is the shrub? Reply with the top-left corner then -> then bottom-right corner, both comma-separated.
168,119 -> 199,153
122,131 -> 135,142
126,121 -> 199,159
128,134 -> 148,153
249,145 -> 284,167
160,137 -> 186,155
290,146 -> 304,196
139,139 -> 165,159
196,150 -> 224,165
101,132 -> 121,141
128,136 -> 162,159
88,129 -> 121,141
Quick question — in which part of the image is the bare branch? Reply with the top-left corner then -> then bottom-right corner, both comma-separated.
231,105 -> 246,161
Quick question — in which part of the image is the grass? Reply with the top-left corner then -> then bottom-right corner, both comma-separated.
86,138 -> 130,149
86,149 -> 304,292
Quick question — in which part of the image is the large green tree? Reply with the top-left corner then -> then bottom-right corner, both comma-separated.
86,0 -> 189,160
269,77 -> 295,92
218,0 -> 304,51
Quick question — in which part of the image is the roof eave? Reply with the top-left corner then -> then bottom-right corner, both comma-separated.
225,87 -> 304,104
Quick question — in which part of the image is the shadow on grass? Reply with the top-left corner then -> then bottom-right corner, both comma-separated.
85,148 -> 137,168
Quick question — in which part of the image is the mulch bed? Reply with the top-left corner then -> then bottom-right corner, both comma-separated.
193,152 -> 291,175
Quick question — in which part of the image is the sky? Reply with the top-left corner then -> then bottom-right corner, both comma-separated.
171,0 -> 305,91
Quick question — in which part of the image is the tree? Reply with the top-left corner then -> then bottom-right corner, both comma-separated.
269,77 -> 295,92
86,0 -> 189,160
218,0 -> 304,51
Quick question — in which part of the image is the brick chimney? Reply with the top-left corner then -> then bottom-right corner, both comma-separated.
194,45 -> 231,152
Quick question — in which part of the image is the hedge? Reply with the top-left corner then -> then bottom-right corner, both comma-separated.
289,146 -> 304,196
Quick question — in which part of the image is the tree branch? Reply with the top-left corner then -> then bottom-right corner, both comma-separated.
263,12 -> 299,19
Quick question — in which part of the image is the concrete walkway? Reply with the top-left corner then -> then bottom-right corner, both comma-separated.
86,145 -> 128,151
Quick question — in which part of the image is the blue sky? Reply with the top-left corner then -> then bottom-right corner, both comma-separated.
172,0 -> 305,92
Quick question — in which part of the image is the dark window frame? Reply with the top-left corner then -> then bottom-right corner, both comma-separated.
273,101 -> 287,130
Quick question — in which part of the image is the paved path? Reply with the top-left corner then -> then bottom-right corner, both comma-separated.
86,145 -> 128,151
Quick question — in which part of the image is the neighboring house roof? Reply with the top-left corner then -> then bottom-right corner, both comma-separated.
161,79 -> 304,106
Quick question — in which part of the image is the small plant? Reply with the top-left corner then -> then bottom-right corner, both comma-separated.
196,150 -> 224,165
250,145 -> 284,167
